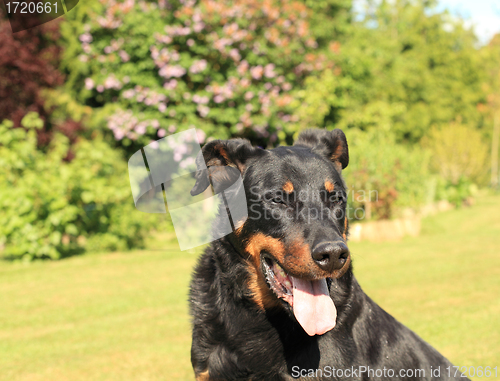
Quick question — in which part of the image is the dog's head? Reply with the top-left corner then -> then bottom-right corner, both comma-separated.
191,129 -> 350,336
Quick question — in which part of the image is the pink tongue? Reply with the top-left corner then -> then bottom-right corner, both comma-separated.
292,277 -> 337,336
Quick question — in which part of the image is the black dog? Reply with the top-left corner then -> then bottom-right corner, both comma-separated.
189,129 -> 468,380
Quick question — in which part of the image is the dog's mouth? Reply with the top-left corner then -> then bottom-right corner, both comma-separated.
262,256 -> 294,305
262,256 -> 337,336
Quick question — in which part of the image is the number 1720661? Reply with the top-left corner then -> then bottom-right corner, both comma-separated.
446,366 -> 497,378
6,1 -> 58,14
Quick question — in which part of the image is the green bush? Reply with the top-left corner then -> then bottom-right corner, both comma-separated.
423,121 -> 489,186
434,176 -> 478,207
422,122 -> 488,207
0,113 -> 163,261
344,128 -> 431,221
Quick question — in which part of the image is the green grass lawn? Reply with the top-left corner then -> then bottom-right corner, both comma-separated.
1,196 -> 499,381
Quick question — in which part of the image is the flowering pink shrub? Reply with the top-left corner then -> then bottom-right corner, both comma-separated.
62,0 -> 335,147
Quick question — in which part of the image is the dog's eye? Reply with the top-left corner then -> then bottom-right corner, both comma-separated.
263,191 -> 289,206
329,195 -> 344,206
272,196 -> 286,205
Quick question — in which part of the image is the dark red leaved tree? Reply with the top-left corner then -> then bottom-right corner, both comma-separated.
0,10 -> 82,151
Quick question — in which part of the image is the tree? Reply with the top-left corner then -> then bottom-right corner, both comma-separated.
290,0 -> 487,144
0,11 -> 85,152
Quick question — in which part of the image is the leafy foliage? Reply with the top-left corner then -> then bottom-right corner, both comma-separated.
424,121 -> 489,185
290,0 -> 487,143
344,128 -> 431,220
420,121 -> 488,206
0,114 -> 162,261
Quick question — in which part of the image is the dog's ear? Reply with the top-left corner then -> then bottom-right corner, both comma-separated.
294,128 -> 349,171
190,139 -> 265,196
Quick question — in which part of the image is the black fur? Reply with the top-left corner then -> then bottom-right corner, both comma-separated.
189,128 -> 468,380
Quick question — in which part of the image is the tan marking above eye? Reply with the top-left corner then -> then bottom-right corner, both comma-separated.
283,181 -> 294,193
325,180 -> 335,193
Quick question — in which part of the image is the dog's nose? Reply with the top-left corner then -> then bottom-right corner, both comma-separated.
311,241 -> 349,272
